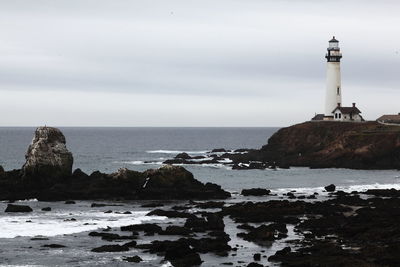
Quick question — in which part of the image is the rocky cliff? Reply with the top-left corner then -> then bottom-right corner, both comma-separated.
259,121 -> 400,169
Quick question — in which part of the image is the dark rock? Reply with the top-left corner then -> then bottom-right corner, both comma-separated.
42,244 -> 66,248
147,209 -> 193,218
161,226 -> 193,236
325,184 -> 336,192
253,253 -> 261,261
123,256 -> 142,263
175,152 -> 192,159
64,200 -> 75,204
88,231 -> 136,241
22,126 -> 73,183
165,240 -> 202,267
268,246 -> 291,261
194,201 -> 225,209
41,207 -> 51,211
184,213 -> 224,231
123,211 -> 132,214
5,204 -> 32,213
71,168 -> 88,179
247,263 -> 263,267
121,223 -> 162,234
237,223 -> 287,244
141,202 -> 164,208
91,244 -> 129,253
241,188 -> 271,196
211,148 -> 228,153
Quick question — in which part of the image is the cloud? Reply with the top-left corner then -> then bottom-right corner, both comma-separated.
0,0 -> 399,126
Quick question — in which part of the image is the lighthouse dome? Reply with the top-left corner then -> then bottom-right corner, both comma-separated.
329,36 -> 339,43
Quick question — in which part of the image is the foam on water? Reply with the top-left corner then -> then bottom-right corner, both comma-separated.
0,210 -> 167,239
271,182 -> 400,196
146,150 -> 208,154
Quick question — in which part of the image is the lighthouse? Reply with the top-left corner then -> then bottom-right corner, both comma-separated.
324,36 -> 342,119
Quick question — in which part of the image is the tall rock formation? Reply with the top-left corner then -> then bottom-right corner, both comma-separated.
22,126 -> 73,184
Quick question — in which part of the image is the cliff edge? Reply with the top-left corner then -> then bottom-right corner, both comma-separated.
260,121 -> 400,169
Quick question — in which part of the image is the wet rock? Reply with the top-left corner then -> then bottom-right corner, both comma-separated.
160,226 -> 193,236
253,253 -> 261,261
237,223 -> 287,243
88,231 -> 136,241
141,202 -> 164,208
175,152 -> 192,159
184,213 -> 224,232
241,188 -> 271,196
324,184 -> 336,192
194,201 -> 225,209
22,126 -> 73,183
165,240 -> 202,267
91,244 -> 129,253
123,256 -> 142,263
65,200 -> 75,204
42,244 -> 66,248
5,204 -> 33,213
268,246 -> 291,262
211,148 -> 228,153
121,223 -> 162,234
247,263 -> 263,267
41,207 -> 51,211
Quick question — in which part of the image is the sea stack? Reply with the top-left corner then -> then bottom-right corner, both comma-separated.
22,126 -> 73,184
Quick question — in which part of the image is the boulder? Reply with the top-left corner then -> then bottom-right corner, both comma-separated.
124,256 -> 142,263
41,207 -> 51,211
324,184 -> 336,192
22,126 -> 73,184
5,204 -> 33,212
241,188 -> 271,196
175,152 -> 192,159
91,244 -> 129,253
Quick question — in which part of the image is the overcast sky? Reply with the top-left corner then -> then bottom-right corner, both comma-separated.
0,0 -> 399,126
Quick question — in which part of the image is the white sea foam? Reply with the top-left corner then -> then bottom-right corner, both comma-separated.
146,150 -> 208,154
271,183 -> 400,196
0,211 -> 167,239
114,160 -> 163,165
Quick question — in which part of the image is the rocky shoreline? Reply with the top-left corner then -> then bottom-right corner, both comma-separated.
164,121 -> 400,170
3,187 -> 400,266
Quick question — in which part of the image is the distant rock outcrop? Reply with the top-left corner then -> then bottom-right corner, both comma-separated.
0,126 -> 230,201
22,126 -> 73,184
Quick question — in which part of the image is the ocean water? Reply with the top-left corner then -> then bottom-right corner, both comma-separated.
1,127 -> 399,192
1,127 -> 399,266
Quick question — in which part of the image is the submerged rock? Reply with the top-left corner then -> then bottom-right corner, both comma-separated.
324,184 -> 336,192
241,188 -> 271,196
91,244 -> 129,253
5,204 -> 33,213
22,126 -> 73,184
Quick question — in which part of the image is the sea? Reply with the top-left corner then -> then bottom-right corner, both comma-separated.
0,127 -> 399,266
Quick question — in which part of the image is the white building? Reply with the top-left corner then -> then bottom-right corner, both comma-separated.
332,103 -> 363,122
324,36 -> 342,119
312,37 -> 363,122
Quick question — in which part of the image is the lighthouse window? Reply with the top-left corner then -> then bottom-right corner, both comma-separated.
337,87 -> 340,95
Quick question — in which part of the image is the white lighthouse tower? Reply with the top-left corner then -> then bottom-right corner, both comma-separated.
324,36 -> 342,119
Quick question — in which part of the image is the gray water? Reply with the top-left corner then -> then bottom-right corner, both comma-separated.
1,127 -> 398,192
